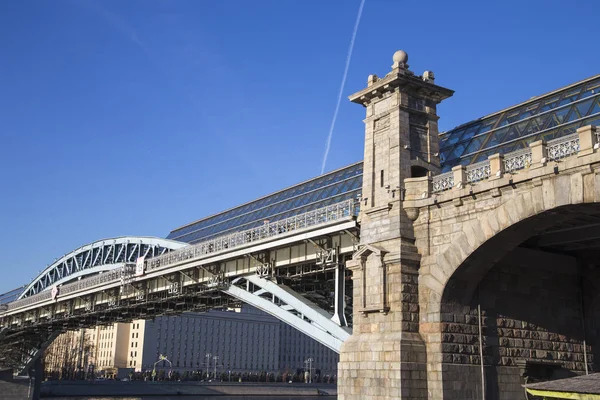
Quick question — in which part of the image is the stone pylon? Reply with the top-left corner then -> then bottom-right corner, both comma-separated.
338,51 -> 453,399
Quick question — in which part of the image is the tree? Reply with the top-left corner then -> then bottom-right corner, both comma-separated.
43,330 -> 94,380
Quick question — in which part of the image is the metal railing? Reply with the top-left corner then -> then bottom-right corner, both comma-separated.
547,133 -> 579,161
504,148 -> 532,173
432,171 -> 454,193
432,130 -> 592,193
466,160 -> 492,183
5,199 -> 359,312
146,199 -> 358,272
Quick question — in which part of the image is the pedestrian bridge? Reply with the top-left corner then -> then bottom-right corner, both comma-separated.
0,200 -> 358,375
3,49 -> 600,400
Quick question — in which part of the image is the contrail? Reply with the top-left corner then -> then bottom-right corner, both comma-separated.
320,0 -> 366,175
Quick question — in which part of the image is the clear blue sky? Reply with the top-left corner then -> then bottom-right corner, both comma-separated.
0,0 -> 598,293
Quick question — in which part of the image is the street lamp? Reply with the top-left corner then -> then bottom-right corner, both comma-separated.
304,358 -> 314,384
213,355 -> 219,381
205,353 -> 211,380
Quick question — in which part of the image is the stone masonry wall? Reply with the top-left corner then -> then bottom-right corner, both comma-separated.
406,140 -> 600,399
441,259 -> 589,370
439,257 -> 591,399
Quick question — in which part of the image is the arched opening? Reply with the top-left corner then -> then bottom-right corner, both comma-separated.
440,203 -> 600,400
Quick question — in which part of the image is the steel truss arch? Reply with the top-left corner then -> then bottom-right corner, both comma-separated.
224,274 -> 351,353
19,237 -> 187,299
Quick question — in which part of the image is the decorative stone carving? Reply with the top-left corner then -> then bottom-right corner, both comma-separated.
374,116 -> 390,131
348,244 -> 389,315
405,207 -> 420,221
422,70 -> 435,83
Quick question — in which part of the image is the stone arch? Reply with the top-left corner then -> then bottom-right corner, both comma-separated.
419,171 -> 600,399
422,170 -> 596,311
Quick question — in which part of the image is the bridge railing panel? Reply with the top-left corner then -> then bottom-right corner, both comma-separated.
146,199 -> 358,273
432,126 -> 598,194
503,148 -> 532,174
466,160 -> 492,183
547,132 -> 580,161
432,171 -> 454,193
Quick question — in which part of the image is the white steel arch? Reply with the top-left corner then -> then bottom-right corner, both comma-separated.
19,237 -> 187,299
225,274 -> 351,353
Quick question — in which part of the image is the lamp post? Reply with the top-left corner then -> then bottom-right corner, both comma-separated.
213,355 -> 219,381
304,358 -> 314,384
205,353 -> 211,380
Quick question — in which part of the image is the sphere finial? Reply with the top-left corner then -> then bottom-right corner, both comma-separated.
393,50 -> 408,65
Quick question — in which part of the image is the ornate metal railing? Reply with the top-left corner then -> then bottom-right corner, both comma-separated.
5,200 -> 359,312
466,160 -> 491,183
503,148 -> 532,173
432,171 -> 454,192
547,133 -> 579,161
146,199 -> 358,272
5,268 -> 125,311
432,129 -> 600,193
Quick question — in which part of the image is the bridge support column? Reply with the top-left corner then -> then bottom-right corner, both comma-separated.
339,50 -> 453,399
340,244 -> 429,399
29,355 -> 42,400
0,363 -> 42,400
331,264 -> 348,327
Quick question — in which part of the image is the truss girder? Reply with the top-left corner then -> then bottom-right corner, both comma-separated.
224,275 -> 350,353
19,237 -> 187,299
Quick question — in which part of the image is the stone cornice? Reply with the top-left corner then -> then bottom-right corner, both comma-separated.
348,71 -> 454,106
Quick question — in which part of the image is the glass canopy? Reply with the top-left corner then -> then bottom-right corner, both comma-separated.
167,162 -> 363,244
168,75 -> 600,244
439,75 -> 600,172
0,286 -> 25,304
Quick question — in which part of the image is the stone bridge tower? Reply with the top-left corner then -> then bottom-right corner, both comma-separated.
339,51 -> 453,399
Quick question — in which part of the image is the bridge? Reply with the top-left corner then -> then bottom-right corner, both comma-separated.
0,203 -> 358,384
2,50 -> 600,399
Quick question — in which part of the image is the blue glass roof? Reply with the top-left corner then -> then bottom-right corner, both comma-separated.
167,162 -> 363,244
168,76 -> 600,244
0,287 -> 24,305
439,75 -> 600,172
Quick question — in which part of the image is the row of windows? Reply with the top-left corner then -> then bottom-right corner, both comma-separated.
99,350 -> 113,359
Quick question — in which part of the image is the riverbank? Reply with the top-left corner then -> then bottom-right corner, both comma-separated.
41,381 -> 337,397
